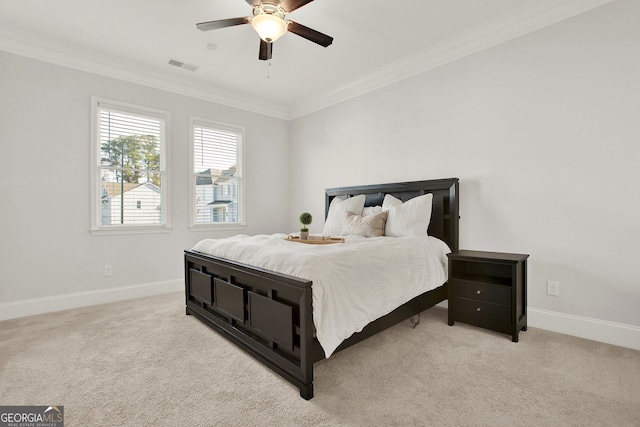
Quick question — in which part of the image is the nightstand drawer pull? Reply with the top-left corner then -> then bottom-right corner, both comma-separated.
476,290 -> 481,295
476,307 -> 481,312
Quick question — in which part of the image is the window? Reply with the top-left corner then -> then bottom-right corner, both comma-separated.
190,117 -> 245,230
90,97 -> 170,234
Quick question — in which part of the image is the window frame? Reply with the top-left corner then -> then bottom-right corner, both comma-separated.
90,97 -> 171,235
189,116 -> 246,231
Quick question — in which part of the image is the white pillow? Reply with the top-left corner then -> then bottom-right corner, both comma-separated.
382,193 -> 433,237
362,205 -> 383,216
322,195 -> 365,236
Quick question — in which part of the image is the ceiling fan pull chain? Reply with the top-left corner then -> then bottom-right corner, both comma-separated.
267,61 -> 272,79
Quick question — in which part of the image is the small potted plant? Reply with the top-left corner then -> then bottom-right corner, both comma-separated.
299,212 -> 312,240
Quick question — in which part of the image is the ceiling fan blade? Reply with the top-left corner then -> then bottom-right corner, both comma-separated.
287,21 -> 333,47
196,17 -> 250,31
245,0 -> 262,6
280,0 -> 315,13
259,40 -> 273,61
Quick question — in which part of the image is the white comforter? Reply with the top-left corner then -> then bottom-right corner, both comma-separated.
192,234 -> 450,357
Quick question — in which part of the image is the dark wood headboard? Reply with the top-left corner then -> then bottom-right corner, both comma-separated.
325,178 -> 460,251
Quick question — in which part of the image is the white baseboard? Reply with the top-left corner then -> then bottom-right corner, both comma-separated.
0,279 -> 183,321
3,287 -> 639,351
527,307 -> 640,351
438,301 -> 638,351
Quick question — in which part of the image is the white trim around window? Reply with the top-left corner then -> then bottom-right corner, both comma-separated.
90,97 -> 171,235
189,116 -> 246,231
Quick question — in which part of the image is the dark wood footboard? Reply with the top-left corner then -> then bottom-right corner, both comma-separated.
185,248 -> 448,399
185,250 -> 318,399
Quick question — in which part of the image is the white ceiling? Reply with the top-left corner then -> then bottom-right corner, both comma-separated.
0,0 -> 613,119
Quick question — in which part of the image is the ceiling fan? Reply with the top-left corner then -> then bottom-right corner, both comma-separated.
196,0 -> 333,61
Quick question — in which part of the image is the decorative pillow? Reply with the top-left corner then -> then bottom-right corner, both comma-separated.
322,195 -> 366,236
362,205 -> 383,216
382,193 -> 433,237
342,210 -> 388,237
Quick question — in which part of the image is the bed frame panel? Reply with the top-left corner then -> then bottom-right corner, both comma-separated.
185,178 -> 459,399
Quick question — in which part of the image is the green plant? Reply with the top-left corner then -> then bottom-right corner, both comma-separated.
299,212 -> 312,232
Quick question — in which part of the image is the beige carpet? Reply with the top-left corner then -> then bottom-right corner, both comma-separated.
1,292 -> 639,427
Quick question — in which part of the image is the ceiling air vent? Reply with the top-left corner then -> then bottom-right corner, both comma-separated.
167,58 -> 198,72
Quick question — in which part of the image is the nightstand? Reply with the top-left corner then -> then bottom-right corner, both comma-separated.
447,250 -> 529,342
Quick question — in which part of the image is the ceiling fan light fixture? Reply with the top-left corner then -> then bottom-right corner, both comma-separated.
195,1 -> 332,60
251,13 -> 288,43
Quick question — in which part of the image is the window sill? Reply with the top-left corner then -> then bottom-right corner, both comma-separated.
188,223 -> 247,232
90,226 -> 172,236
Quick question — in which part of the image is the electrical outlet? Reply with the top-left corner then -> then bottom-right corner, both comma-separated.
104,265 -> 113,277
547,280 -> 559,296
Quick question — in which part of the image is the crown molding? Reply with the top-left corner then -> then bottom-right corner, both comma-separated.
0,0 -> 616,121
288,0 -> 617,119
0,32 -> 290,120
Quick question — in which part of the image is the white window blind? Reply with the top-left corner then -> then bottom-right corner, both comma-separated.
191,119 -> 244,227
91,98 -> 169,233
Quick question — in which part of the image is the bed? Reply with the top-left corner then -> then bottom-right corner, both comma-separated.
184,178 -> 460,399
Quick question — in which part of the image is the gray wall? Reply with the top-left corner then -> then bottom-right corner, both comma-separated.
289,0 -> 640,327
0,52 -> 291,303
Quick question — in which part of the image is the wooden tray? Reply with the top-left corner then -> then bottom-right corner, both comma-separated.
285,236 -> 345,245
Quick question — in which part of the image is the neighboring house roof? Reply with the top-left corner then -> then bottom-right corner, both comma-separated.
215,166 -> 236,184
196,167 -> 237,185
196,170 -> 213,185
207,200 -> 233,208
102,182 -> 160,198
103,182 -> 141,198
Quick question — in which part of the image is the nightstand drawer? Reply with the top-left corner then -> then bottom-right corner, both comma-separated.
453,298 -> 510,323
451,280 -> 511,305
